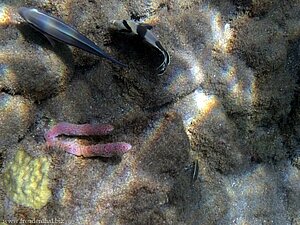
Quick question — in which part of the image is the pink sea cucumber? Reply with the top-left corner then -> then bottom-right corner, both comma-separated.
45,122 -> 132,157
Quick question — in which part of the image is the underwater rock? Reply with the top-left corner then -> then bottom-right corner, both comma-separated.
233,16 -> 287,73
179,89 -> 250,174
0,0 -> 300,224
0,93 -> 35,146
56,112 -> 190,224
0,42 -> 73,100
42,71 -> 139,123
43,79 -> 95,122
218,163 -> 291,224
249,126 -> 286,162
232,0 -> 276,17
286,161 -> 300,223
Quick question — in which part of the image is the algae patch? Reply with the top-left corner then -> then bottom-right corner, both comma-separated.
3,149 -> 51,209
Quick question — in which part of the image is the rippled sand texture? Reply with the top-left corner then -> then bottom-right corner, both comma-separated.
0,0 -> 300,224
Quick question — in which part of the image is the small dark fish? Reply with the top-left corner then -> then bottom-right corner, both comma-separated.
18,7 -> 126,67
192,159 -> 199,183
111,20 -> 170,74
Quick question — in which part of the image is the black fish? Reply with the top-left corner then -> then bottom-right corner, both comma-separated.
112,19 -> 170,74
18,7 -> 126,67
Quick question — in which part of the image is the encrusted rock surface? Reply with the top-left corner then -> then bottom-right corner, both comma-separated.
0,93 -> 35,147
0,0 -> 300,224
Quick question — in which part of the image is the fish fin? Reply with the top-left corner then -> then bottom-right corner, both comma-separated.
140,23 -> 153,30
44,34 -> 56,47
155,43 -> 170,75
156,64 -> 167,75
192,160 -> 199,183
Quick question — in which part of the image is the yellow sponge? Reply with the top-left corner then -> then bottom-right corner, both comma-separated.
3,149 -> 51,209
